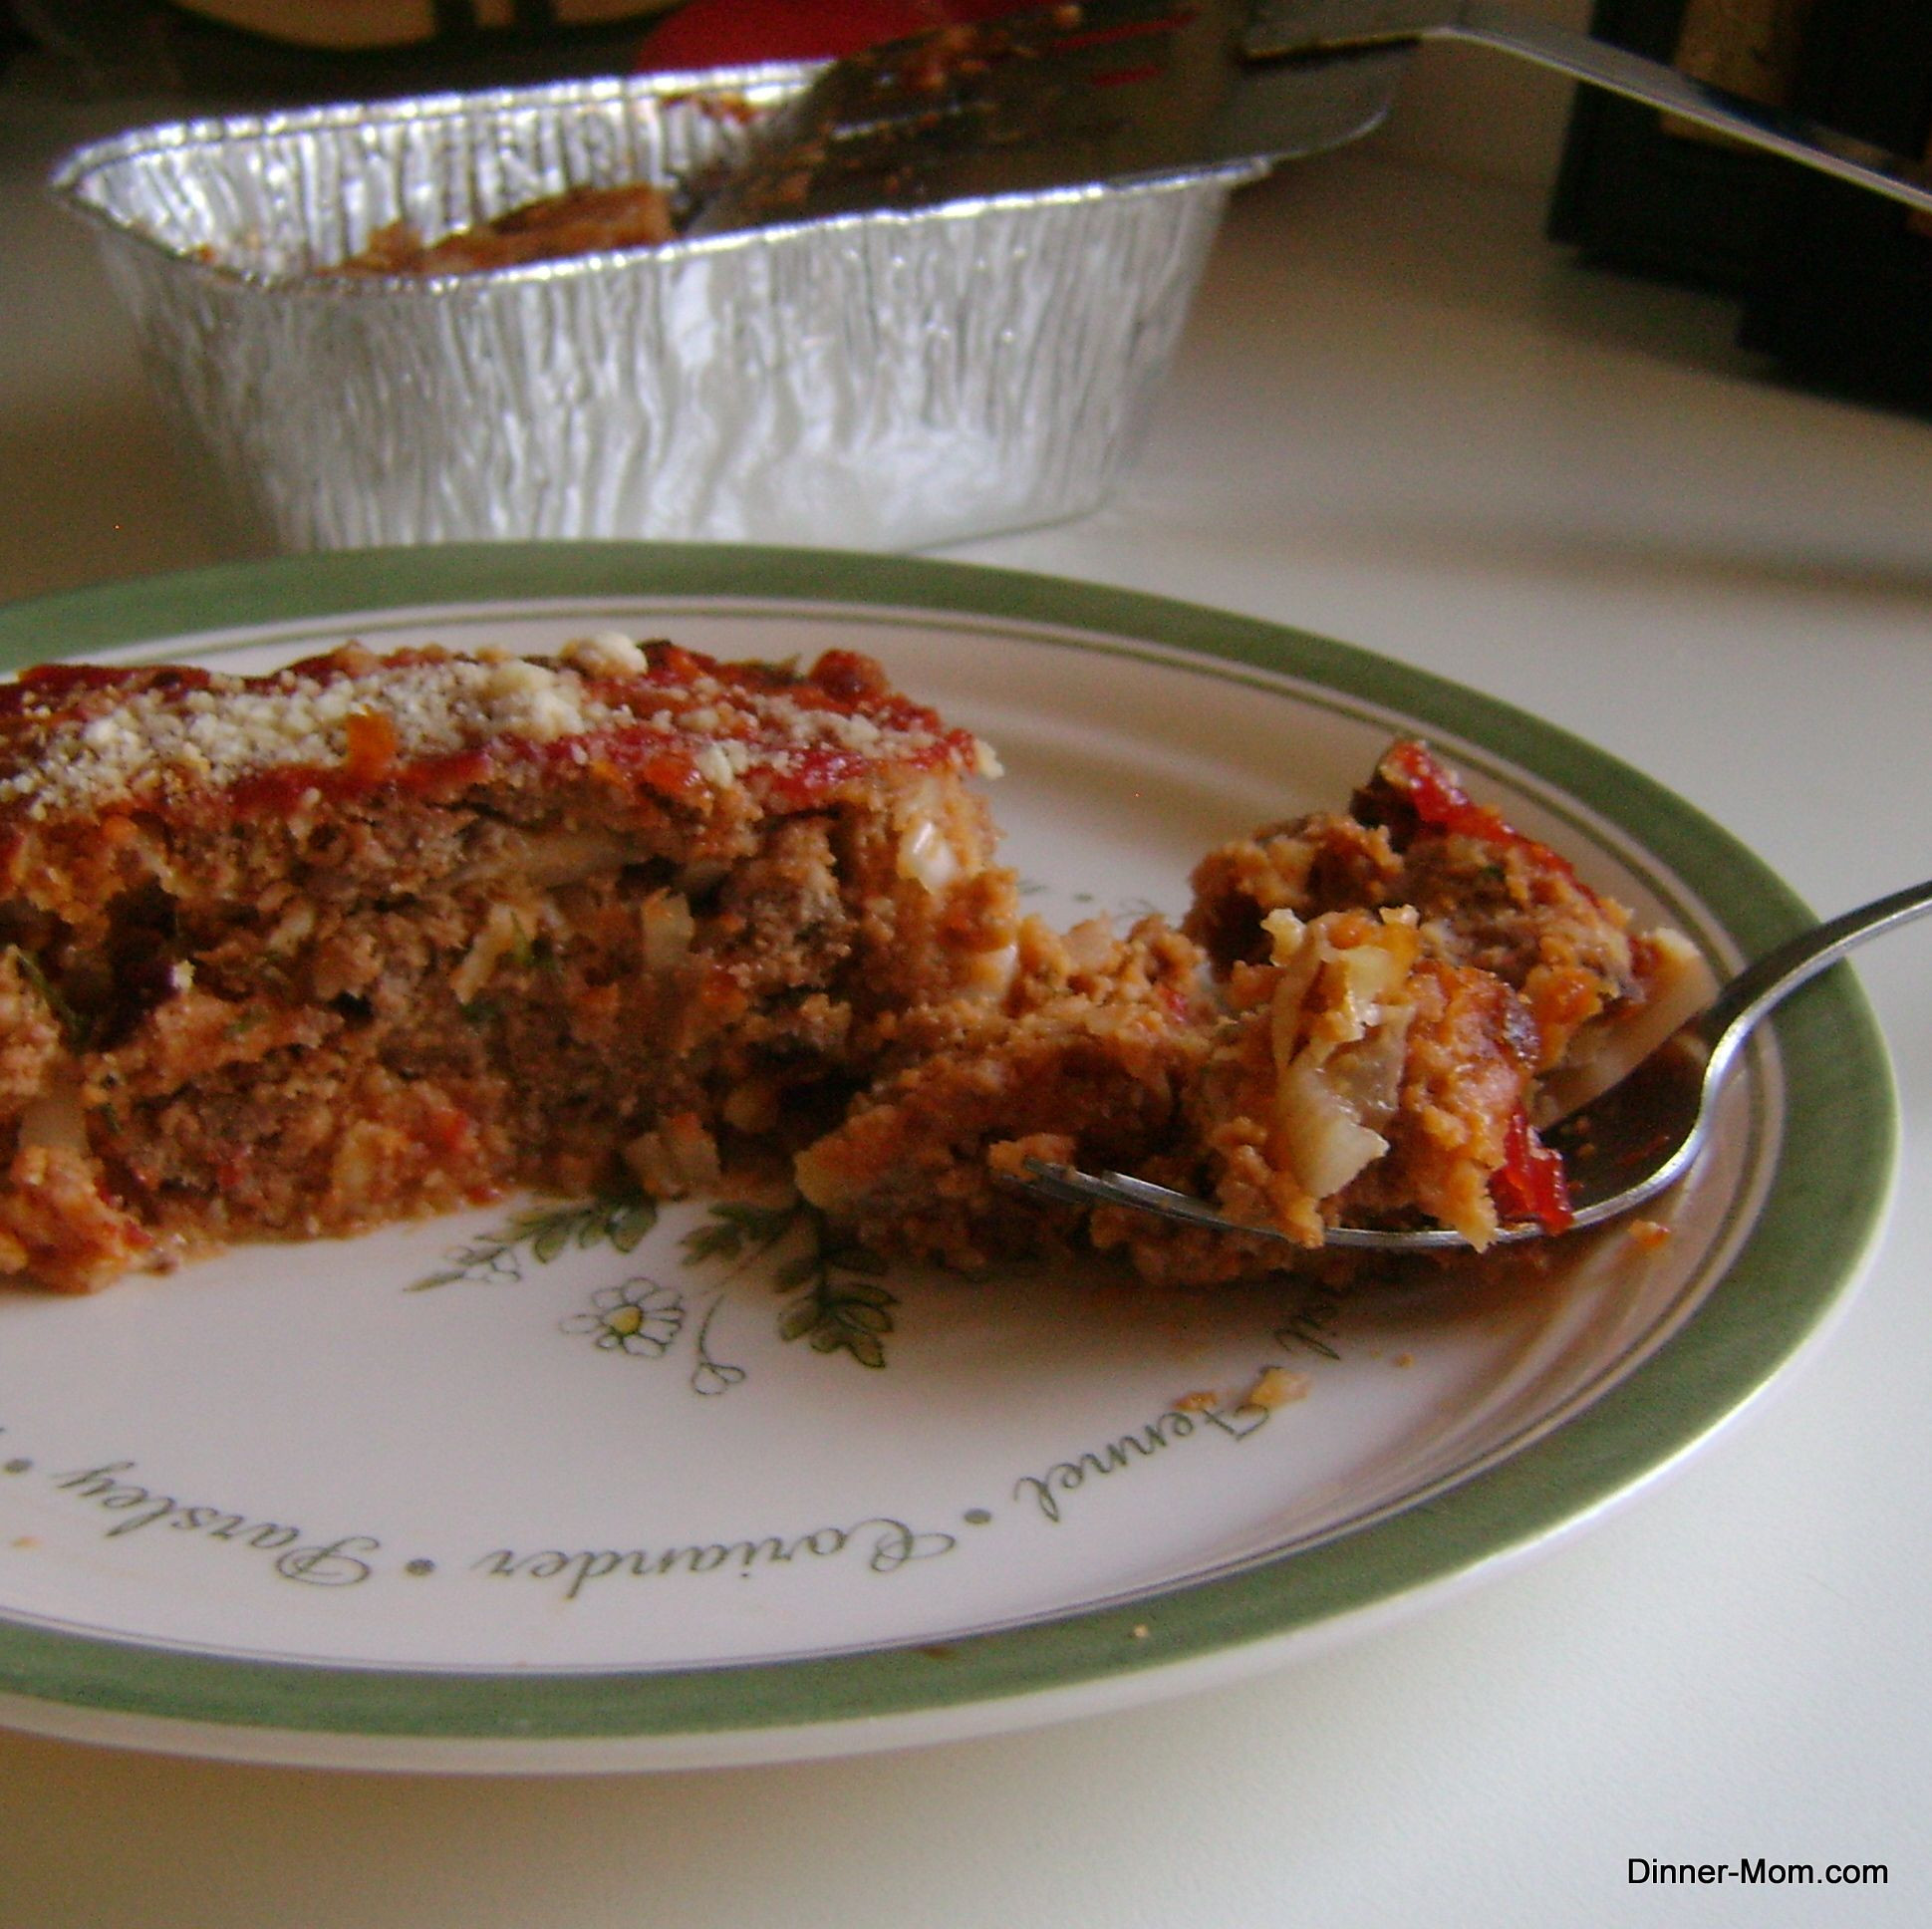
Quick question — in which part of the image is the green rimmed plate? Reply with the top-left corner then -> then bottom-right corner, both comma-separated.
0,543 -> 1895,1772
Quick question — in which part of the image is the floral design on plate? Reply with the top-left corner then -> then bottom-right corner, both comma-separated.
563,1278 -> 687,1356
414,1188 -> 901,1378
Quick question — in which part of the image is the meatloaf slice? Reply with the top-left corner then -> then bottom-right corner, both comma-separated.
0,636 -> 1016,1289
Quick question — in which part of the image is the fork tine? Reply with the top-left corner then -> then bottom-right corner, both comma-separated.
1010,1156 -> 1510,1251
1016,1157 -> 1294,1240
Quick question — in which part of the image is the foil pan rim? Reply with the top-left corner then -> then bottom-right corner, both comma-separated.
47,67 -> 1271,295
47,62 -> 818,176
43,64 -> 811,287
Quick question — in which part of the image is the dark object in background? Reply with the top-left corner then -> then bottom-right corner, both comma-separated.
1547,0 -> 1797,293
5,1 -> 677,107
1550,0 -> 1932,416
1736,1 -> 1932,412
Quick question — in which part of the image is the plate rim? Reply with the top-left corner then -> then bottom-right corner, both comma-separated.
0,541 -> 1897,1765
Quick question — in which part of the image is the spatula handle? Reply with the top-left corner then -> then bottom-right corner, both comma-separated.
1244,0 -> 1932,216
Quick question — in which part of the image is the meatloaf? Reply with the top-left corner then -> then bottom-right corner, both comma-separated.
0,636 -> 1016,1289
332,183 -> 682,277
799,739 -> 1711,1278
0,634 -> 1705,1294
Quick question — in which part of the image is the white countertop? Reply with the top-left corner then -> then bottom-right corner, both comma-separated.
2,72 -> 1928,1929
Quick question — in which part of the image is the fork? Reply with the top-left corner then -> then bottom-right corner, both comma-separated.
1013,876 -> 1932,1252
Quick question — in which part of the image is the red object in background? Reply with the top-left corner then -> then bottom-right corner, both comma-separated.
633,0 -> 1029,70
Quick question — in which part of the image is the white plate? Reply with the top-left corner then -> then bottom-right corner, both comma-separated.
0,545 -> 1894,1771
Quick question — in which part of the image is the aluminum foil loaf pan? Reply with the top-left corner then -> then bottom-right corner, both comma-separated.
51,73 -> 1265,552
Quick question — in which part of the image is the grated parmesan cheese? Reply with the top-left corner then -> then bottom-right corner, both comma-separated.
560,631 -> 649,678
0,639 -> 988,821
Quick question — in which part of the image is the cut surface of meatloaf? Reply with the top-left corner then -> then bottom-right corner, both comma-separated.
0,636 -> 1016,1289
794,912 -> 1220,1274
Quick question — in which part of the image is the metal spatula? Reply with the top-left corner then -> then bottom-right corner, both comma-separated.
690,0 -> 1932,234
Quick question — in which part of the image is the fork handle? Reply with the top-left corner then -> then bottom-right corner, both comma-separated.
1695,878 -> 1932,1087
1243,0 -> 1932,217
